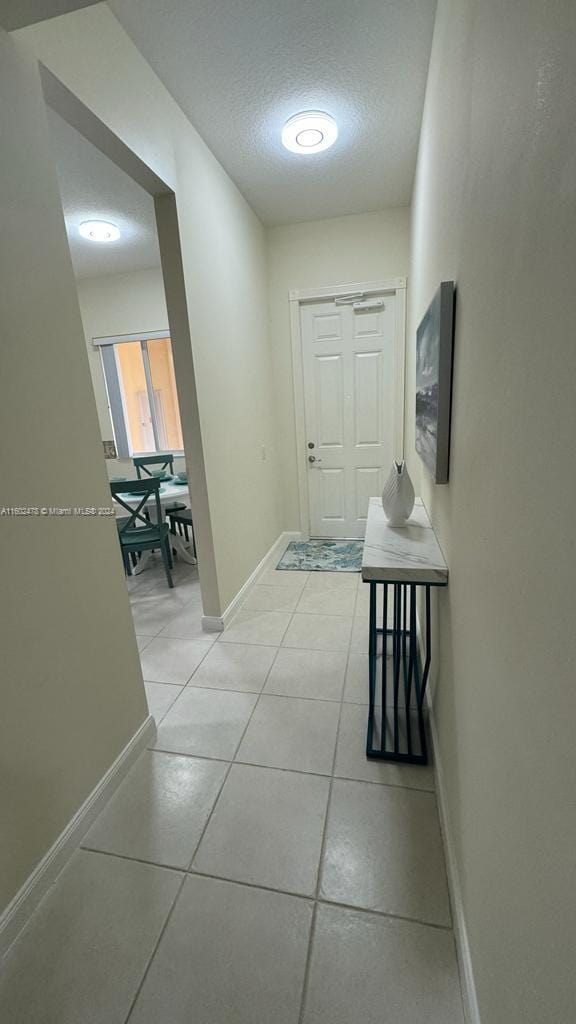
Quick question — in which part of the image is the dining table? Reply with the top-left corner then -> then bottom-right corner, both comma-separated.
112,478 -> 196,574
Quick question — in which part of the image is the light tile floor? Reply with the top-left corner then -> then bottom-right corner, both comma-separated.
0,555 -> 464,1023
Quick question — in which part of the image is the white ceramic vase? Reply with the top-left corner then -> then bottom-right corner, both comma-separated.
381,460 -> 415,526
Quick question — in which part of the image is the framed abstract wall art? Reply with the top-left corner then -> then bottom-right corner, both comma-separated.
415,280 -> 456,484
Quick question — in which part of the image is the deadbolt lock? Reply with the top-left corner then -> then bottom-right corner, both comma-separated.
307,442 -> 315,449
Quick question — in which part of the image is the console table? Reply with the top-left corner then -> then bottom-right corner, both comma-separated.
362,497 -> 448,764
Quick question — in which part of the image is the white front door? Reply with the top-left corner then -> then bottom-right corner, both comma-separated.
301,294 -> 398,538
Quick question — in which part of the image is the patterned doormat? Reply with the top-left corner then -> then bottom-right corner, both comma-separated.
276,539 -> 363,572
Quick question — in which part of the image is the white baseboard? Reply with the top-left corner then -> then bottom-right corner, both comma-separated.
0,715 -> 156,959
413,609 -> 479,1023
427,702 -> 481,1023
201,615 -> 227,632
201,530 -> 302,633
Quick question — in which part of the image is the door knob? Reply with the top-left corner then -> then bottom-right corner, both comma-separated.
308,455 -> 316,463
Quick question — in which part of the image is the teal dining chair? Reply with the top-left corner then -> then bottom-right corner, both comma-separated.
166,507 -> 196,560
133,453 -> 174,479
132,453 -> 187,522
110,478 -> 173,588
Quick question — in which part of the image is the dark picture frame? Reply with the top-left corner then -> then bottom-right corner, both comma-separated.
102,440 -> 118,460
415,281 -> 456,484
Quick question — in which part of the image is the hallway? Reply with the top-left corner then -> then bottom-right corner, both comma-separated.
3,0 -> 576,1020
0,561 -> 463,1022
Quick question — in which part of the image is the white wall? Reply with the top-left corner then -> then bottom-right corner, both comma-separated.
408,2 -> 576,1021
19,4 -> 283,614
0,28 -> 147,916
75,266 -> 186,479
267,208 -> 410,528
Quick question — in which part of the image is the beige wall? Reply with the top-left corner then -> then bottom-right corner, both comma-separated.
20,5 -> 283,615
267,209 -> 410,528
0,29 -> 147,915
408,1 -> 576,1021
84,212 -> 411,540
0,0 -> 286,918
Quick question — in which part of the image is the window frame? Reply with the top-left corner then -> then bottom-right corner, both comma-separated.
95,330 -> 184,458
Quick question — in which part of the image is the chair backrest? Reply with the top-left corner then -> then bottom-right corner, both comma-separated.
133,453 -> 174,479
110,478 -> 163,535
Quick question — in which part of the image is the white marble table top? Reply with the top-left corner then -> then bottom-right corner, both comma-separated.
362,497 -> 448,585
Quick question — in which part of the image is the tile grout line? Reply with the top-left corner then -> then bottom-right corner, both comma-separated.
123,567 -> 272,1022
80,844 -> 185,874
302,577 -> 360,1016
218,638 -> 354,651
315,894 -> 453,932
143,642 -> 220,705
122,566 -> 279,1020
184,643 -> 282,873
122,871 -> 187,1024
142,679 -> 183,689
315,603 -> 355,896
217,577 -> 361,648
130,564 -> 450,1019
297,902 -> 319,1024
78,846 -> 455,935
143,746 -> 435,793
296,590 -> 356,1024
184,757 -> 236,872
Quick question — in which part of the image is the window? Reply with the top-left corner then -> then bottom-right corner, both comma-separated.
96,332 -> 184,457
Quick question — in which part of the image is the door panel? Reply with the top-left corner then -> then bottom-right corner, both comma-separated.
354,351 -> 381,446
313,313 -> 342,342
319,467 -> 346,521
301,295 -> 397,538
355,467 -> 382,522
353,308 -> 385,339
315,354 -> 344,447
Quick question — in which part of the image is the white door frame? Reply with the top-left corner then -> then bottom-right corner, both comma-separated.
289,277 -> 407,538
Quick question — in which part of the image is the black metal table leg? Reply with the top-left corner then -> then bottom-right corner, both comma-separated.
365,580 -> 434,765
366,582 -> 377,754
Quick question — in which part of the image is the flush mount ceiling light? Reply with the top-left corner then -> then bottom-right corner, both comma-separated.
78,220 -> 121,242
281,111 -> 338,154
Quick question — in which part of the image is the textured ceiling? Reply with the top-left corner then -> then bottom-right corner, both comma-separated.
109,0 -> 437,225
47,107 -> 160,278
